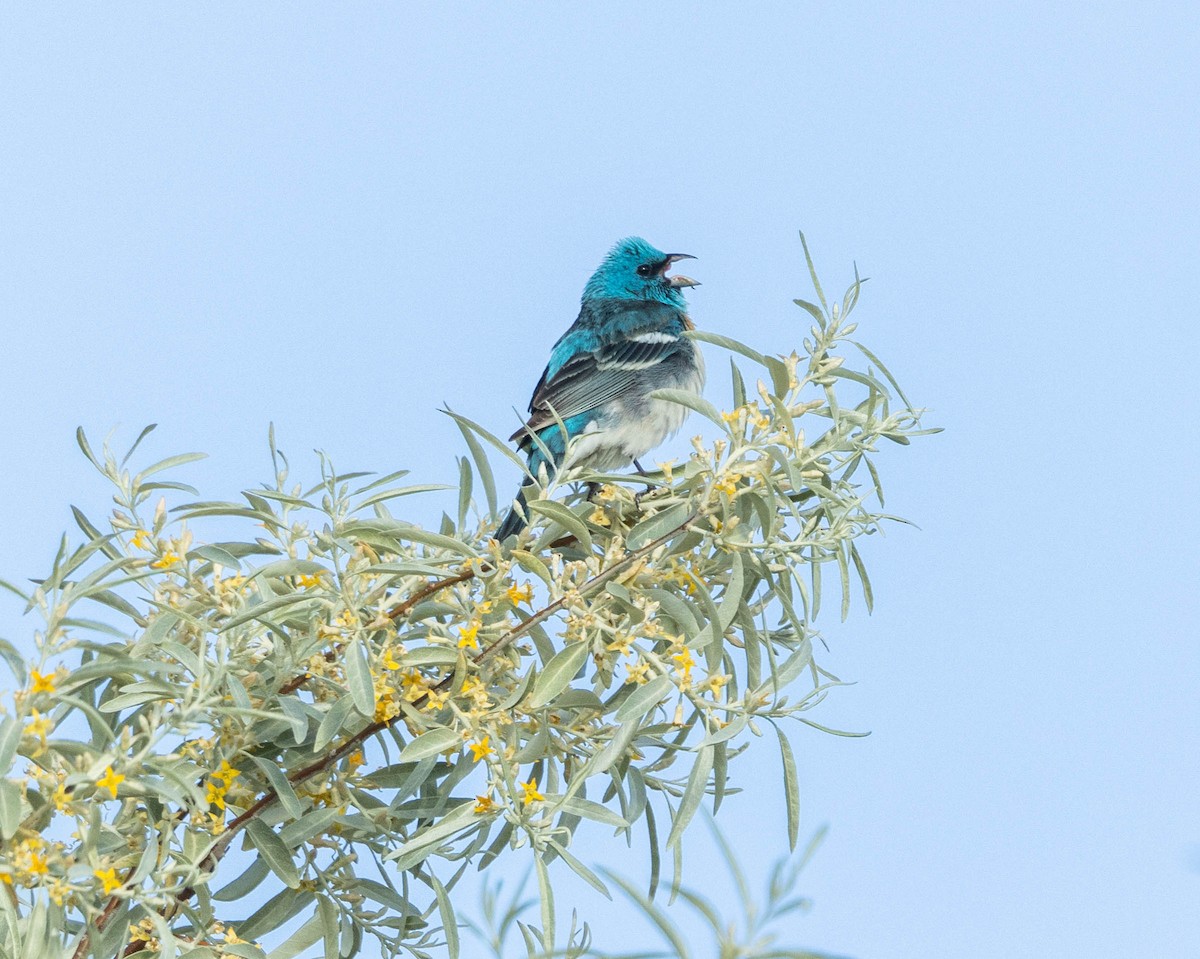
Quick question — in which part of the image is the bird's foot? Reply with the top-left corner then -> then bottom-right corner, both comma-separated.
630,459 -> 660,505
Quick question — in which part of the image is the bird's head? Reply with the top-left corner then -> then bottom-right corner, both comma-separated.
582,237 -> 699,307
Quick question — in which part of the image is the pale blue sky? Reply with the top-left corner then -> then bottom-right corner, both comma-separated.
2,3 -> 1198,957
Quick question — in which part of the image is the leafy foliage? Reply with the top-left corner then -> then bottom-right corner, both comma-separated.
0,238 -> 933,958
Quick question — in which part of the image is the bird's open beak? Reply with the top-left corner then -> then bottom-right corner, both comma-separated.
661,253 -> 700,288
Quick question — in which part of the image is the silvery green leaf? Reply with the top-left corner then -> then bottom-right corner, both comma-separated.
526,642 -> 589,709
384,801 -> 476,869
398,727 -> 461,763
553,796 -> 627,830
534,854 -> 555,957
696,714 -> 749,748
213,858 -> 270,902
0,638 -> 26,685
251,558 -> 330,580
354,879 -> 415,913
647,387 -> 724,428
251,756 -> 304,821
666,745 -> 714,850
244,819 -> 300,889
316,895 -> 339,959
850,542 -> 874,613
237,887 -> 309,942
615,674 -> 673,723
265,913 -> 324,959
344,639 -> 374,718
527,500 -> 592,552
429,869 -> 459,959
626,502 -> 691,551
355,484 -> 454,511
219,592 -> 321,631
314,696 -> 355,753
775,724 -> 801,851
401,647 -> 459,667
602,869 -> 690,959
0,718 -> 20,773
510,549 -> 553,585
0,779 -> 21,840
636,586 -> 701,636
280,806 -> 341,848
500,667 -> 535,710
688,329 -> 768,367
548,839 -> 611,899
188,544 -> 242,569
134,451 -> 207,482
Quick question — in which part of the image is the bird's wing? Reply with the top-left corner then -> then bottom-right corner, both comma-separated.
511,307 -> 688,445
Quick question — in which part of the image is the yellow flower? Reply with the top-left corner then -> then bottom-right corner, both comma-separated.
295,572 -> 324,589
587,506 -> 611,527
669,564 -> 698,596
224,927 -> 249,945
672,647 -> 696,684
345,750 -> 365,772
128,920 -> 155,943
506,583 -> 533,606
150,550 -> 181,569
130,529 -> 152,551
625,660 -> 652,685
29,669 -> 56,694
25,709 -> 53,743
460,676 -> 491,709
52,782 -> 71,812
658,460 -> 675,482
473,794 -> 496,815
212,760 -> 240,787
422,689 -> 449,712
402,676 -> 430,704
400,668 -> 425,691
468,737 -> 493,761
48,877 -> 70,906
381,646 -> 405,671
713,472 -> 742,496
520,778 -> 544,806
334,609 -> 360,631
24,849 -> 48,877
606,632 -> 634,657
457,622 -> 480,650
96,766 -> 124,799
94,867 -> 121,895
375,696 -> 400,722
705,673 -> 730,696
205,780 -> 228,810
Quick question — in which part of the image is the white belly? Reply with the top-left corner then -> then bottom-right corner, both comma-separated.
563,352 -> 705,472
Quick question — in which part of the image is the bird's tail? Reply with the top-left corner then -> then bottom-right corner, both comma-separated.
496,449 -> 557,542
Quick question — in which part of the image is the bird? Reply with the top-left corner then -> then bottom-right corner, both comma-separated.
495,237 -> 705,541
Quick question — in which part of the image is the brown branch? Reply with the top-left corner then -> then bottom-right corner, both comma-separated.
70,865 -> 138,959
386,568 -> 475,620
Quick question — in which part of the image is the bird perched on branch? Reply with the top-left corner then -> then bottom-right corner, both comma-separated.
496,237 -> 705,540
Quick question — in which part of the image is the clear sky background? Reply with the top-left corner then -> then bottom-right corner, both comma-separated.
2,3 -> 1198,957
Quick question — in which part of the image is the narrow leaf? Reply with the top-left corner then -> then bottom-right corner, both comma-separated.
526,642 -> 589,709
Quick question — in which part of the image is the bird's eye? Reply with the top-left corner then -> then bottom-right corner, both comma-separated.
636,264 -> 653,277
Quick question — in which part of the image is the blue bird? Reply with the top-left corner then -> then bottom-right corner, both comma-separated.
496,237 -> 705,540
